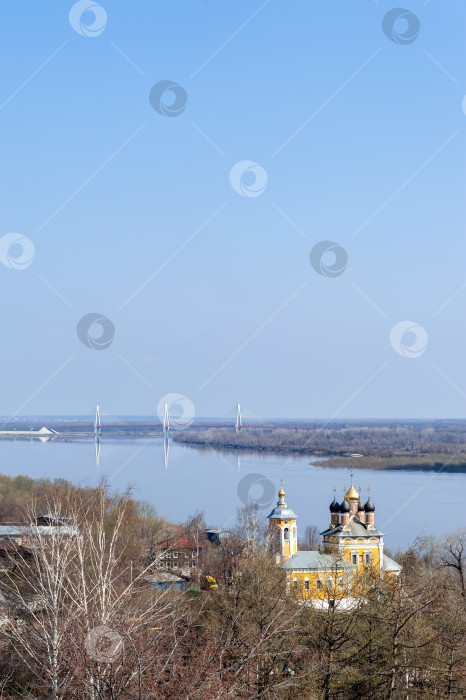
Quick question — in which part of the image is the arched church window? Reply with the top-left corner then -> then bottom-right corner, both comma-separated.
284,528 -> 289,540
351,551 -> 358,565
316,579 -> 322,590
293,578 -> 298,592
304,578 -> 310,591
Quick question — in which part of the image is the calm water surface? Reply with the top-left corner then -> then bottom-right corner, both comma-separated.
0,437 -> 464,552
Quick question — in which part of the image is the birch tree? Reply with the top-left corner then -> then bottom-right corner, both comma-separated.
0,485 -> 176,699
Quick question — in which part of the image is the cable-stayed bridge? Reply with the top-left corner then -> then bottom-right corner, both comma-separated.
1,404 -> 300,436
2,407 -> 466,436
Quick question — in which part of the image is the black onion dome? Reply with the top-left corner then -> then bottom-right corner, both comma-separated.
329,498 -> 340,513
339,499 -> 350,513
358,500 -> 364,511
364,498 -> 375,513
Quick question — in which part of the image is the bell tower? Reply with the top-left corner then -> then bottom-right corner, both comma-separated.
267,485 -> 298,560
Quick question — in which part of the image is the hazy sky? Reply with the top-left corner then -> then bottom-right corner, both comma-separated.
0,0 -> 465,420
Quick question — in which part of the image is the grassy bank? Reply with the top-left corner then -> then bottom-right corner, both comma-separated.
311,453 -> 466,472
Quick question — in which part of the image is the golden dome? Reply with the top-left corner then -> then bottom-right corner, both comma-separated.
278,486 -> 285,498
345,472 -> 359,502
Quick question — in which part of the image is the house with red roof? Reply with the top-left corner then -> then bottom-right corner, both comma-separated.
154,535 -> 204,577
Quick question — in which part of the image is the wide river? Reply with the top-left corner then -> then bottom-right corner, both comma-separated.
0,436 -> 464,552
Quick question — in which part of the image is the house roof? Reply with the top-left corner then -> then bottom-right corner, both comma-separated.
280,551 -> 356,571
155,535 -> 204,550
0,527 -> 23,536
320,519 -> 384,538
383,554 -> 402,573
145,572 -> 185,584
36,514 -> 72,524
0,525 -> 79,537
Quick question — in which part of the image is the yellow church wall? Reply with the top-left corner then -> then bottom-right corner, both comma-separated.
289,570 -> 349,601
288,563 -> 394,602
337,542 -> 381,572
277,519 -> 296,532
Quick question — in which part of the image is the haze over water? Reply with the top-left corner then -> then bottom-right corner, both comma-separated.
1,435 -> 464,552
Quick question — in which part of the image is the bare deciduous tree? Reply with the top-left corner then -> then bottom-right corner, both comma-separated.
0,486 -> 178,699
301,524 -> 320,551
235,504 -> 268,554
438,527 -> 465,597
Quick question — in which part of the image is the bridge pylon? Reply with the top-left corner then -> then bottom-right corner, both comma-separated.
163,403 -> 170,436
235,403 -> 242,433
94,405 -> 101,439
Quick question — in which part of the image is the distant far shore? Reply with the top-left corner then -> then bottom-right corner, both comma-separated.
173,425 -> 466,473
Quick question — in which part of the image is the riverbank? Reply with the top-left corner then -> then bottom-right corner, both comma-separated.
312,453 -> 466,472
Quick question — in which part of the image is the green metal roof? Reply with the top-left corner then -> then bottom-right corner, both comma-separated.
280,551 -> 356,571
281,551 -> 401,574
320,520 -> 384,538
267,506 -> 298,520
382,554 -> 402,572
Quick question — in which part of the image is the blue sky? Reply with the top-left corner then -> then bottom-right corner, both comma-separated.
0,0 -> 465,419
